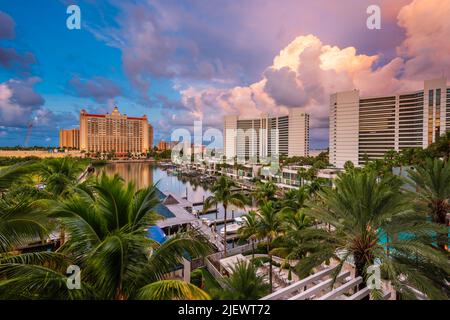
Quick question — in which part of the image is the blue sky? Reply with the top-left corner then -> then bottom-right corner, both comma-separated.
0,0 -> 449,148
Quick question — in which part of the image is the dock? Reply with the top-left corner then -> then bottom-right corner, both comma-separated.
205,217 -> 236,226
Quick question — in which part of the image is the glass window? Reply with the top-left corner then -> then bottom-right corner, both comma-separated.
436,89 -> 441,106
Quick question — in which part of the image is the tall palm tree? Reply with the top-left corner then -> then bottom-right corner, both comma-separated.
238,211 -> 259,260
298,170 -> 450,299
407,158 -> 450,250
0,173 -> 212,300
219,260 -> 270,300
271,210 -> 312,274
38,157 -> 92,245
203,176 -> 247,256
256,201 -> 281,292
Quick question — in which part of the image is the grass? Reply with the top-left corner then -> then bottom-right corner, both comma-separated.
191,267 -> 222,299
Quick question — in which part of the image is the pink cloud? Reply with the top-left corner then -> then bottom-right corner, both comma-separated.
174,0 -> 450,147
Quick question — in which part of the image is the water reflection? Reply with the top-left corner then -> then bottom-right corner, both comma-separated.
101,163 -> 248,221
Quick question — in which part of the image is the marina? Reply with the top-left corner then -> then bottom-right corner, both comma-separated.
101,162 -> 252,250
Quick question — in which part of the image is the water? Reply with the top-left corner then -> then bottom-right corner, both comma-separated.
101,162 -> 249,223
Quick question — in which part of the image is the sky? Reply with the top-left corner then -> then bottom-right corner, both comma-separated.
0,0 -> 450,148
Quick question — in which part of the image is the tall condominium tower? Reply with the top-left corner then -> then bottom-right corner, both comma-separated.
79,106 -> 152,155
330,78 -> 449,168
224,108 -> 309,162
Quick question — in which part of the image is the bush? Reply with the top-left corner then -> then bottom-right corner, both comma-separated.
190,269 -> 203,288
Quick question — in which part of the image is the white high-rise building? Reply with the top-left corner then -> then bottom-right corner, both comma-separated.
224,108 -> 309,163
330,78 -> 450,168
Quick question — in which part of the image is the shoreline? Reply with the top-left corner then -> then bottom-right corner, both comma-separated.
107,159 -> 159,164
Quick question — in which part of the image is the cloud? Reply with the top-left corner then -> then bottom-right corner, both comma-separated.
170,0 -> 450,148
68,76 -> 122,103
0,48 -> 36,72
397,0 -> 450,80
175,34 -> 401,146
0,77 -> 45,127
0,11 -> 36,75
0,11 -> 15,39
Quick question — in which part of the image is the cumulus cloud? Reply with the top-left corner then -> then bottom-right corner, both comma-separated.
0,78 -> 45,127
172,0 -> 450,148
176,34 -> 404,146
68,76 -> 122,103
397,0 -> 450,79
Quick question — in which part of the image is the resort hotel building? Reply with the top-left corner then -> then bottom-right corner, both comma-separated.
77,106 -> 153,155
60,107 -> 153,157
330,77 -> 450,168
223,108 -> 310,163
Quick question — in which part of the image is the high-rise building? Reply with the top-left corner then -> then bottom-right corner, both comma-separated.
158,140 -> 170,151
330,77 -> 450,168
79,107 -> 151,155
59,128 -> 80,149
148,124 -> 154,150
224,108 -> 309,162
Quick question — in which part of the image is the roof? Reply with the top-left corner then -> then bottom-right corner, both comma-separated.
163,194 -> 180,205
219,254 -> 249,274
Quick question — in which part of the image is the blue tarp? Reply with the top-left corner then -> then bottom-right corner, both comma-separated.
147,226 -> 167,243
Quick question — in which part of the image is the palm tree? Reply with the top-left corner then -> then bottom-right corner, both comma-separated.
38,157 -> 85,198
252,181 -> 277,205
271,210 -> 312,275
280,186 -> 309,212
407,158 -> 450,250
429,131 -> 450,161
238,211 -> 259,259
298,170 -> 450,299
256,201 -> 281,292
0,173 -> 212,300
0,160 -> 36,194
0,195 -> 49,253
219,260 -> 270,300
0,160 -> 49,253
203,176 -> 247,256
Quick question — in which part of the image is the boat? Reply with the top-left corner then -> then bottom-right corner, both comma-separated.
219,217 -> 246,236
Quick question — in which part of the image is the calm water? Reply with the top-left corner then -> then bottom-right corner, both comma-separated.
101,162 -> 248,221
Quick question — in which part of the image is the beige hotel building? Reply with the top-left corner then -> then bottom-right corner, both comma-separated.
330,78 -> 450,168
59,128 -> 80,149
79,107 -> 153,155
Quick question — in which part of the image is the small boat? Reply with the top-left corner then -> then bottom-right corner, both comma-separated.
220,223 -> 241,235
219,217 -> 246,236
